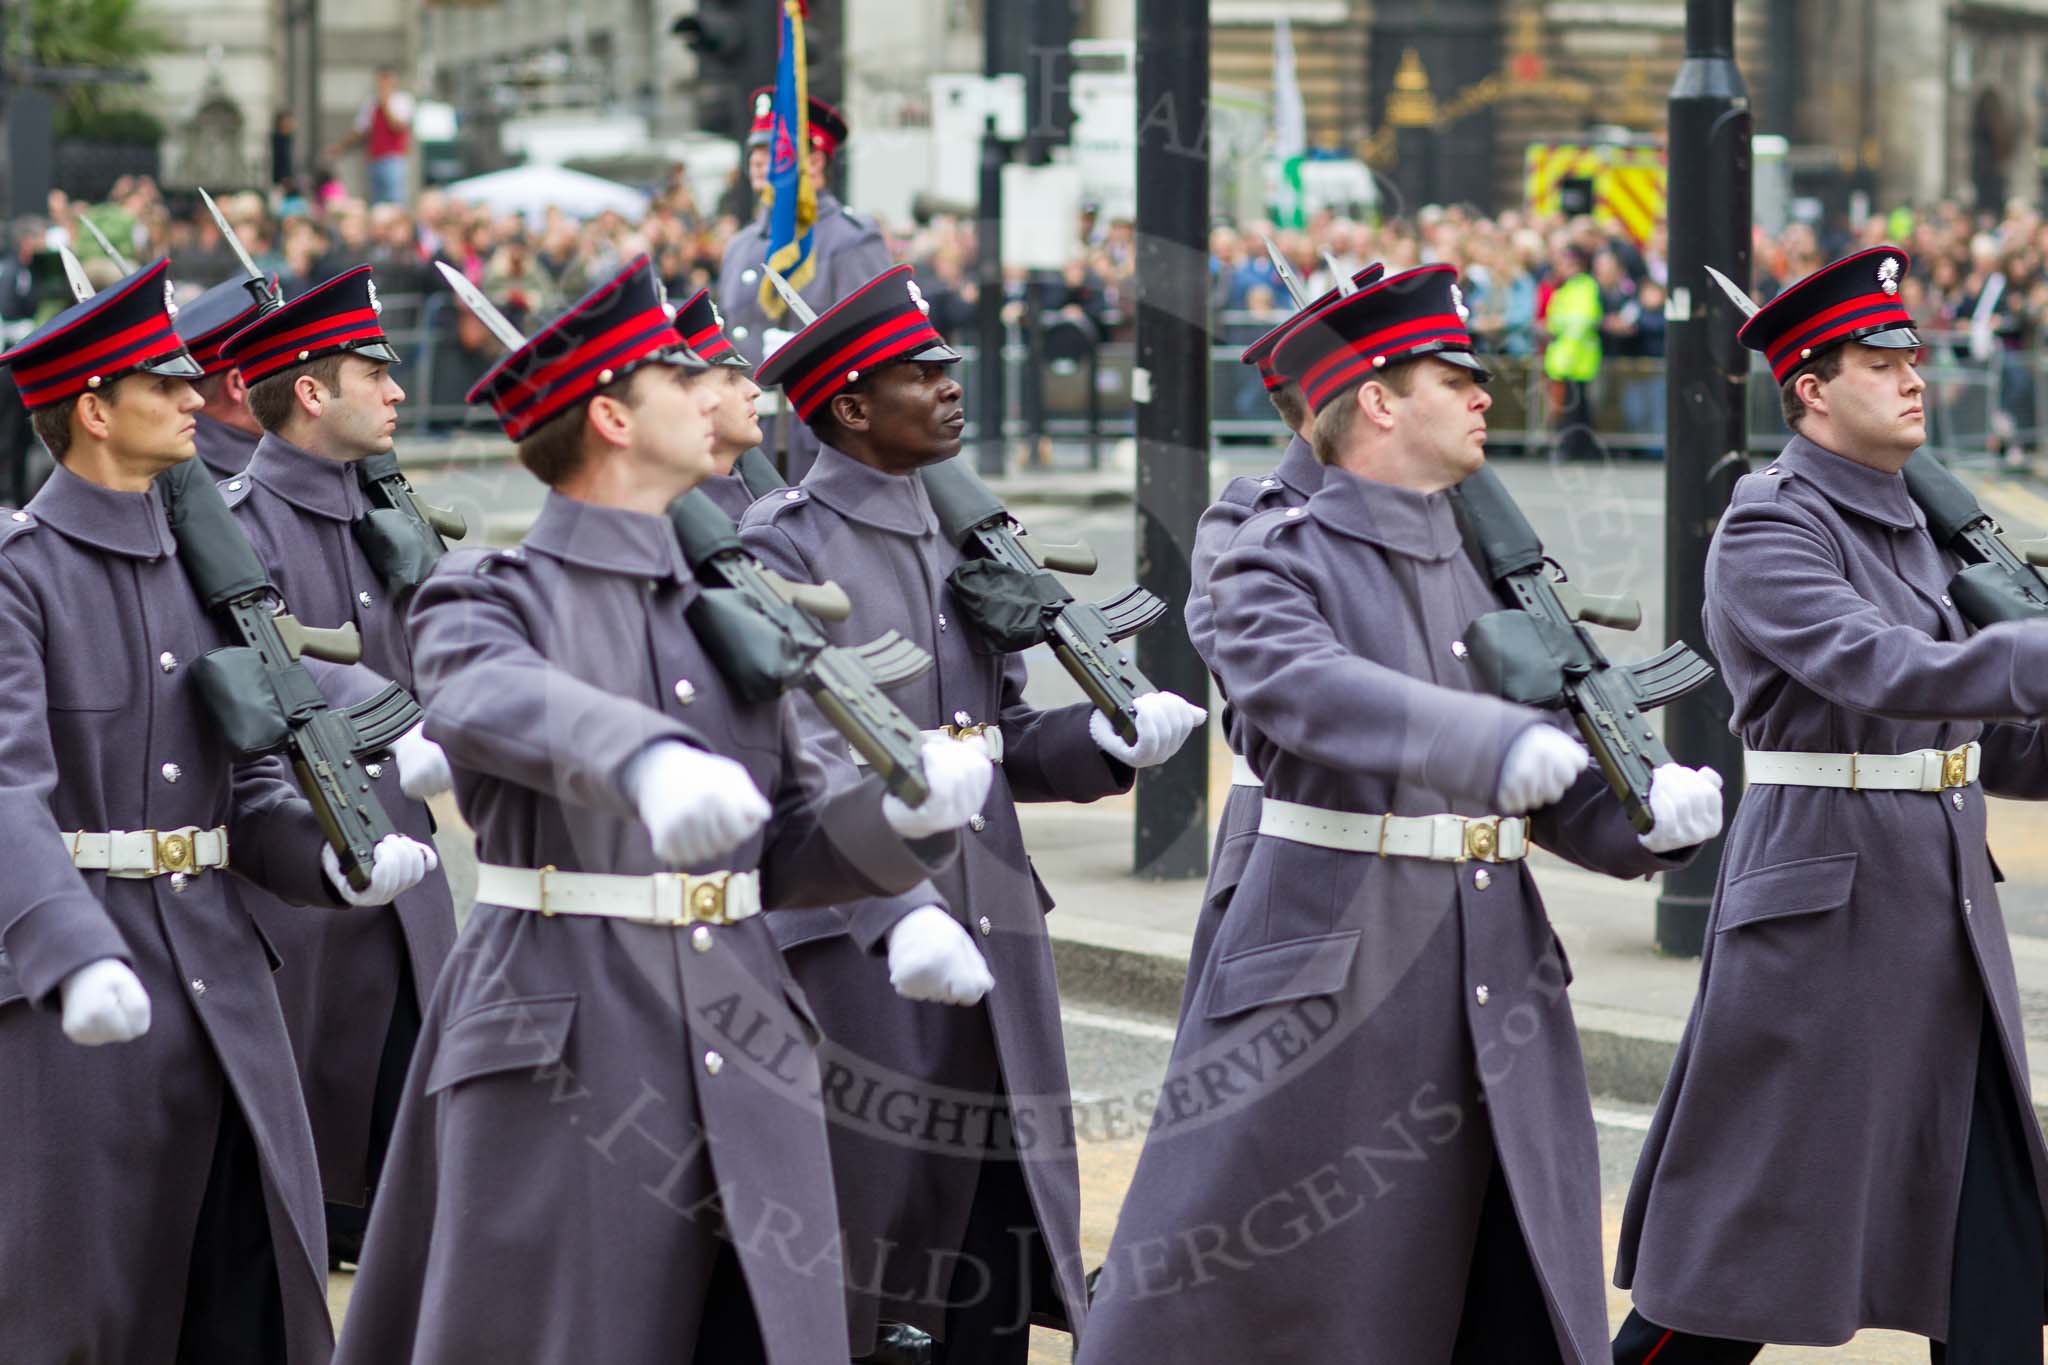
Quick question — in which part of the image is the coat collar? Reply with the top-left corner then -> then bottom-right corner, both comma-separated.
1308,466 -> 1465,562
522,490 -> 691,583
1273,433 -> 1324,498
193,413 -> 259,479
26,459 -> 176,560
1776,435 -> 1921,531
800,443 -> 937,536
246,431 -> 369,522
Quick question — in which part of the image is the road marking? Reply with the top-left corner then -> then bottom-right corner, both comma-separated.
1063,1006 -> 1182,1043
1591,1104 -> 1654,1132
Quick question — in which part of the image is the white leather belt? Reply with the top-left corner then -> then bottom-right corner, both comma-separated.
66,827 -> 229,878
1258,799 -> 1528,862
1230,752 -> 1262,787
849,723 -> 1004,767
476,863 -> 762,927
1744,741 -> 1979,793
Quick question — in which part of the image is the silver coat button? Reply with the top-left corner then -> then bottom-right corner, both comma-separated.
741,269 -> 758,284
691,925 -> 713,952
1952,791 -> 1966,811
674,679 -> 697,706
783,490 -> 802,501
954,710 -> 972,727
977,915 -> 992,936
937,612 -> 948,630
969,814 -> 987,832
1261,477 -> 1277,487
226,481 -> 243,491
357,591 -> 374,608
161,762 -> 182,783
8,511 -> 26,522
158,651 -> 177,672
1473,869 -> 1492,890
703,1050 -> 724,1076
1451,641 -> 1469,661
365,763 -> 384,779
1474,985 -> 1490,1006
1285,507 -> 1304,518
1963,898 -> 1974,916
1941,595 -> 1953,607
732,325 -> 749,339
169,872 -> 190,894
190,977 -> 207,995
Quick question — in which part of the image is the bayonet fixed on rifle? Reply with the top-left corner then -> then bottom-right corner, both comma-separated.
667,491 -> 935,804
434,261 -> 526,351
764,266 -> 817,326
78,217 -> 132,274
1900,452 -> 2048,627
157,458 -> 421,890
920,456 -> 1165,745
1322,249 -> 1359,294
1450,464 -> 1717,833
56,247 -> 93,304
199,187 -> 281,315
1261,235 -> 1309,310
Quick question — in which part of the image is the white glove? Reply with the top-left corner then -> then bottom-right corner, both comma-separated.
1088,692 -> 1208,769
882,738 -> 996,839
1638,763 -> 1725,854
628,741 -> 771,866
59,958 -> 151,1046
323,834 -> 441,906
392,722 -> 453,801
886,906 -> 994,1005
1495,726 -> 1590,815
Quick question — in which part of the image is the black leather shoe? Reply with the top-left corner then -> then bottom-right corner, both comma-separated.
858,1322 -> 933,1365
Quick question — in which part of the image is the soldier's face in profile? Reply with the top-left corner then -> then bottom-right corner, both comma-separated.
688,365 -> 764,469
849,361 -> 965,472
316,357 -> 405,459
628,363 -> 720,490
94,371 -> 203,471
1396,358 -> 1491,485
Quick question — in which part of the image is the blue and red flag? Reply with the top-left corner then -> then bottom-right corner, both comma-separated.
758,0 -> 817,318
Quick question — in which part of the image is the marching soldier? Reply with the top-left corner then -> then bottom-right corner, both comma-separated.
173,274 -> 271,477
1177,261 -> 1381,1023
1615,249 -> 2048,1361
213,264 -> 459,1267
333,255 -> 995,1364
0,259 -> 433,1364
717,89 -> 893,480
1076,267 -> 1722,1365
740,264 -> 1206,1364
674,285 -> 771,521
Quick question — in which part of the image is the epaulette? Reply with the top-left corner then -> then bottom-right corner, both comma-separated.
838,206 -> 877,235
218,473 -> 256,509
1250,502 -> 1312,548
1729,462 -> 1794,507
0,508 -> 37,553
446,544 -> 528,577
745,486 -> 812,527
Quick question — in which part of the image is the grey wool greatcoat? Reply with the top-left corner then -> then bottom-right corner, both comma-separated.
740,445 -> 1135,1353
192,411 -> 258,478
223,431 -> 457,1205
1179,431 -> 1323,1024
1077,468 -> 1689,1365
700,468 -> 760,523
0,462 -> 345,1365
1616,435 -> 2048,1344
716,194 -> 894,480
331,492 -> 956,1365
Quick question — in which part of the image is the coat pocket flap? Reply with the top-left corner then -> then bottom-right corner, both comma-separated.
425,993 -> 577,1095
1717,851 -> 1858,933
764,906 -> 851,952
1204,930 -> 1361,1022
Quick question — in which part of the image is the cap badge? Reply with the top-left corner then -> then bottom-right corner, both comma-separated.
367,278 -> 382,316
1877,257 -> 1901,296
1450,282 -> 1469,323
755,92 -> 773,118
709,299 -> 725,331
655,277 -> 675,320
163,280 -> 178,320
906,278 -> 929,316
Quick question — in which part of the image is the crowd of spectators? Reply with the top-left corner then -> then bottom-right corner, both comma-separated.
6,170 -> 2046,455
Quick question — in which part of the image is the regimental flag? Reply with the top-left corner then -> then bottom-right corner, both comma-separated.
758,0 -> 817,321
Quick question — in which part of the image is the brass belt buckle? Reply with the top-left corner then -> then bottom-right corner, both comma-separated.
1941,746 -> 1970,790
687,871 -> 731,925
1463,816 -> 1502,863
942,722 -> 990,745
153,829 -> 194,874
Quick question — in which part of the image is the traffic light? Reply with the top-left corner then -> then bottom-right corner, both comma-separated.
673,0 -> 780,139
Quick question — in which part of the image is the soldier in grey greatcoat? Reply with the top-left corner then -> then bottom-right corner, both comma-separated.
0,258 -> 434,1365
1177,262 -> 1379,1024
173,274 -> 268,477
741,263 -> 1206,1364
1615,249 -> 2048,1363
717,89 -> 894,481
213,263 -> 458,1265
333,255 -> 993,1365
1076,266 -> 1722,1365
674,284 -> 771,522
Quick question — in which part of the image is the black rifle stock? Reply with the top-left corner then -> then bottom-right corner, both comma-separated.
352,451 -> 468,601
920,456 -> 1164,745
734,447 -> 789,499
1450,464 -> 1715,833
159,459 -> 420,891
1900,451 -> 2048,627
667,490 -> 935,805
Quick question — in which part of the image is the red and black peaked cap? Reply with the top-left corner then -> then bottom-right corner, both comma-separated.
674,288 -> 750,369
1241,262 -> 1387,391
747,86 -> 849,157
220,265 -> 400,386
1738,245 -> 1919,384
754,264 -> 960,423
2,258 -> 200,411
176,274 -> 276,377
468,255 -> 708,442
1271,264 -> 1490,414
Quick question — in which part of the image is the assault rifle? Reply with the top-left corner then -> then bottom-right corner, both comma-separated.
1899,451 -> 2048,627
